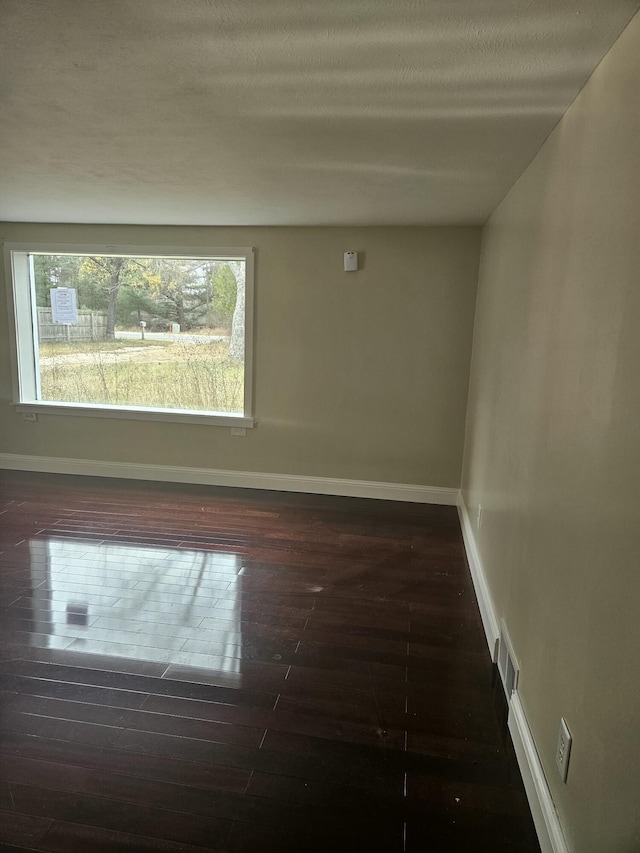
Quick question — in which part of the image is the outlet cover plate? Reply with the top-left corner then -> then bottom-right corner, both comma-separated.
556,717 -> 572,782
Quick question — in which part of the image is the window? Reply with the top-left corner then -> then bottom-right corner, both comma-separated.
4,244 -> 254,426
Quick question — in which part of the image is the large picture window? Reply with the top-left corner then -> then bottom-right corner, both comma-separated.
4,244 -> 254,426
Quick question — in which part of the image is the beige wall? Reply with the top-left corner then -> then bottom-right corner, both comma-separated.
462,12 -> 640,853
0,225 -> 480,488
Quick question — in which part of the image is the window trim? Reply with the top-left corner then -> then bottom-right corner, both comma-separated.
4,242 -> 255,428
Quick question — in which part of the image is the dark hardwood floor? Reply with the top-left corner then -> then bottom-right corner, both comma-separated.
0,471 -> 540,852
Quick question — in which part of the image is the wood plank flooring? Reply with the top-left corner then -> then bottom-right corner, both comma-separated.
0,471 -> 540,852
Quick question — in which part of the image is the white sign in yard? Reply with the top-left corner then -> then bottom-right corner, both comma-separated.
50,287 -> 78,324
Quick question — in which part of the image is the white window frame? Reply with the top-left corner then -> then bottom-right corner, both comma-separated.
3,242 -> 255,427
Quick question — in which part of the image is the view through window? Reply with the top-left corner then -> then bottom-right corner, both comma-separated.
23,251 -> 250,418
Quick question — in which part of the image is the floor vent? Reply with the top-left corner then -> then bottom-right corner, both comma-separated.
498,621 -> 519,699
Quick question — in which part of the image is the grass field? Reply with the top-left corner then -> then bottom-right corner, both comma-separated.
38,340 -> 244,414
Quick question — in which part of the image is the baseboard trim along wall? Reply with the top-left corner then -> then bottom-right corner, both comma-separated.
0,453 -> 459,505
456,494 -> 500,661
457,493 -> 569,853
509,693 -> 570,853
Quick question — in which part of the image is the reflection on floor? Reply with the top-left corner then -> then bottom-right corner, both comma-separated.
0,471 -> 541,852
29,539 -> 242,679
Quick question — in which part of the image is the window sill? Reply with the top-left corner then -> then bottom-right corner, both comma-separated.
14,401 -> 255,428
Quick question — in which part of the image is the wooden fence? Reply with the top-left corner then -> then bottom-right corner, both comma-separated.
37,308 -> 108,342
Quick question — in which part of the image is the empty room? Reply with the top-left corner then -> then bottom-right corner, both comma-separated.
1,2 -> 638,852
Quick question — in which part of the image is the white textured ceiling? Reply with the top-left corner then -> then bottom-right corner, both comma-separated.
1,0 -> 638,225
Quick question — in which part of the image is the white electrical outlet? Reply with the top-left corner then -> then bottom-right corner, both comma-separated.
556,717 -> 572,782
476,505 -> 483,529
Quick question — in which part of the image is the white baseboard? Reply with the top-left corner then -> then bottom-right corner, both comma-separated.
0,453 -> 459,505
456,493 -> 500,661
509,693 -> 569,853
457,494 -> 568,853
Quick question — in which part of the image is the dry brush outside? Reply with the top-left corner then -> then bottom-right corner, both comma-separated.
39,340 -> 244,414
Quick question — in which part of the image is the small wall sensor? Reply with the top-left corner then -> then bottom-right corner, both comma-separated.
344,251 -> 358,272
